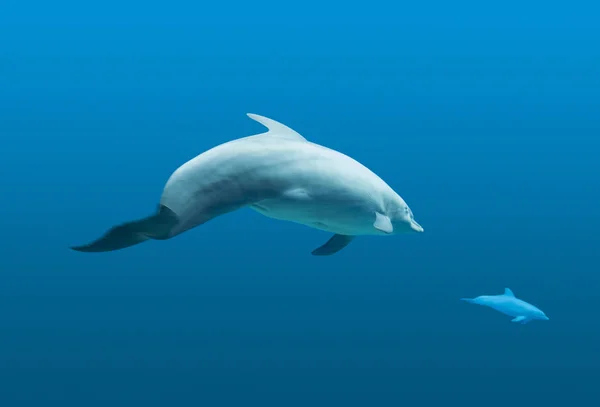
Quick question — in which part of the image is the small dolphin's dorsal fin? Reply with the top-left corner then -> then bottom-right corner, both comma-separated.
246,113 -> 307,142
504,288 -> 515,297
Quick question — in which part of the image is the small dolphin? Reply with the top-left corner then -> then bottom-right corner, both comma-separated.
71,113 -> 424,256
461,288 -> 549,324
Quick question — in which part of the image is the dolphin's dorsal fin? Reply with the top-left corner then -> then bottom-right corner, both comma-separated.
247,113 -> 307,142
504,288 -> 515,297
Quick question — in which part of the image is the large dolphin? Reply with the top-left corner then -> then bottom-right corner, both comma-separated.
461,288 -> 549,324
71,114 -> 424,256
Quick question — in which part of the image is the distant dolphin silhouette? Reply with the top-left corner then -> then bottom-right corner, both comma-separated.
461,288 -> 549,324
71,113 -> 424,256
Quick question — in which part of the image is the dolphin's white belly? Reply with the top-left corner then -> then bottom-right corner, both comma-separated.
250,185 -> 383,236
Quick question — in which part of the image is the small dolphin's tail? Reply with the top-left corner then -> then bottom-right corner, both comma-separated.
460,298 -> 476,304
70,205 -> 179,253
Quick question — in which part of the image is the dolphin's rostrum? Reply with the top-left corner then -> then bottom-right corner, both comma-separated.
461,288 -> 549,324
71,114 -> 424,255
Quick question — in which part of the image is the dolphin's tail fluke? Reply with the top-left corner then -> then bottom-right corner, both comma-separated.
70,205 -> 179,253
460,298 -> 476,304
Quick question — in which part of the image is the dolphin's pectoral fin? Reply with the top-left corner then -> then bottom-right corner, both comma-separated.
373,212 -> 393,234
70,205 -> 179,253
511,316 -> 530,324
311,234 -> 355,256
246,113 -> 307,142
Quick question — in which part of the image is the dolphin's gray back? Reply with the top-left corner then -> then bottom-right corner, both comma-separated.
485,295 -> 540,317
161,135 -> 397,236
161,136 -> 304,235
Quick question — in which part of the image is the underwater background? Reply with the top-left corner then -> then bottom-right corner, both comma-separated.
1,0 -> 599,405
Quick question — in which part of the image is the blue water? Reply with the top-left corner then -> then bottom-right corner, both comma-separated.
1,1 -> 599,405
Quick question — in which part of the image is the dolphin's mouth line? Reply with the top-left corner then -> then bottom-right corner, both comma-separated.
410,220 -> 424,232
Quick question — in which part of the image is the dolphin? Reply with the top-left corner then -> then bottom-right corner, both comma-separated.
71,113 -> 424,256
461,288 -> 549,324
